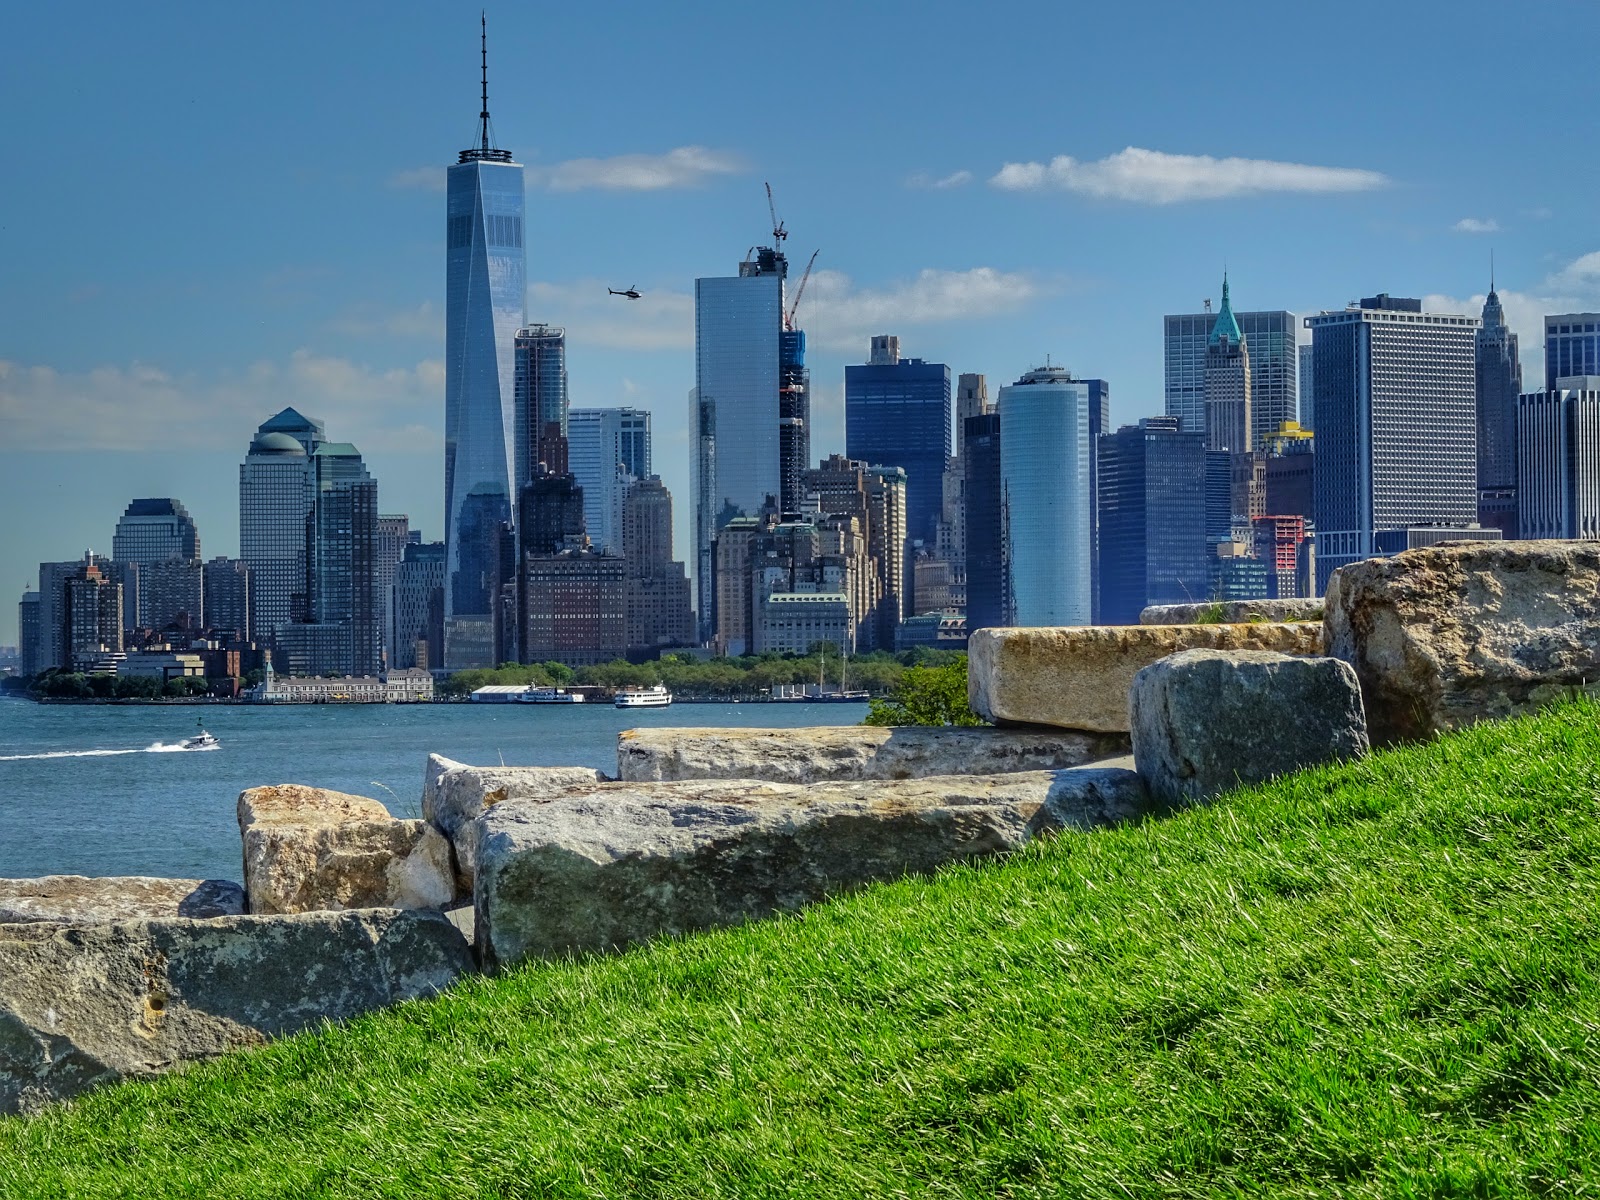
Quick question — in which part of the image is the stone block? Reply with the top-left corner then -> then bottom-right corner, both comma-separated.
422,755 -> 612,890
0,909 -> 472,1114
615,725 -> 1128,784
473,767 -> 1149,968
0,876 -> 244,924
1129,649 -> 1369,806
238,784 -> 456,915
968,623 -> 1323,733
1140,598 -> 1324,626
1325,540 -> 1600,745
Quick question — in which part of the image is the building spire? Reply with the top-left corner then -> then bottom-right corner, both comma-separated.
1209,270 -> 1242,347
458,14 -> 513,164
1490,248 -> 1496,296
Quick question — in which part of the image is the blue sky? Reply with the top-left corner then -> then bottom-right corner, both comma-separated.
2,0 -> 1597,645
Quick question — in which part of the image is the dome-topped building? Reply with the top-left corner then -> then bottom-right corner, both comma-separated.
241,409 -> 326,647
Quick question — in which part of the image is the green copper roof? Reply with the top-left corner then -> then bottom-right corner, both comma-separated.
1208,274 -> 1244,347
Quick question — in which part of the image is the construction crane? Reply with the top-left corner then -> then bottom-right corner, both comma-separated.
765,181 -> 788,248
785,249 -> 819,332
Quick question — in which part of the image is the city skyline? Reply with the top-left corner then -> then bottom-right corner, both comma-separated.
2,1 -> 1599,644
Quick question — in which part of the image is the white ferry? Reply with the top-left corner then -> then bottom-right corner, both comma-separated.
615,684 -> 672,709
516,687 -> 585,705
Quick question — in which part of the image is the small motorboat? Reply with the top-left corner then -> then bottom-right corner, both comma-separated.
182,719 -> 220,750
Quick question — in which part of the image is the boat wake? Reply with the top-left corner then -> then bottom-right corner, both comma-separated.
0,741 -> 218,762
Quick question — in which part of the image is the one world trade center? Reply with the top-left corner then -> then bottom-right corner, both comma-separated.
444,17 -> 525,668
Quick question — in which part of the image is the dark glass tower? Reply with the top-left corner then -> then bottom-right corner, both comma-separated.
1097,418 -> 1210,624
779,329 -> 810,516
962,412 -> 1004,633
1476,279 -> 1522,537
845,336 -> 952,547
1545,313 -> 1600,390
514,324 -> 568,485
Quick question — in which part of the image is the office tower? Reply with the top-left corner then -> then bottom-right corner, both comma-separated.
1096,417 -> 1209,624
963,412 -> 1005,633
1298,343 -> 1315,431
1264,441 -> 1315,520
240,407 -> 324,647
203,558 -> 251,642
1517,377 -> 1600,539
375,515 -> 410,664
622,476 -> 694,653
391,542 -> 446,671
712,515 -> 767,656
1252,515 -> 1315,599
864,467 -> 909,647
1545,314 -> 1600,391
65,559 -> 124,670
1204,277 -> 1252,453
444,19 -> 525,668
1308,294 -> 1479,587
519,552 -> 627,666
513,324 -> 568,487
954,373 -> 990,455
747,516 -> 864,655
111,498 -> 199,568
1166,304 -> 1298,447
1204,451 -> 1234,549
568,408 -> 651,555
1475,282 -> 1523,537
693,244 -> 787,641
142,558 -> 204,631
33,560 -> 84,672
1080,377 -> 1112,620
18,592 -> 40,677
517,471 -> 587,557
276,442 -> 380,677
844,335 -> 952,547
801,457 -> 884,650
998,367 -> 1093,626
778,329 -> 810,515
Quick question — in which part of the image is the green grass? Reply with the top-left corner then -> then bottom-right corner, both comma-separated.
6,702 -> 1600,1198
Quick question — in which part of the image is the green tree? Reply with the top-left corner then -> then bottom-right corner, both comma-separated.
863,656 -> 984,727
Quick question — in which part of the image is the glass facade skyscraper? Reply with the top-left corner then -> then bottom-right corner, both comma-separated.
1097,418 -> 1209,625
1476,285 -> 1522,536
845,336 -> 952,547
444,29 -> 525,668
513,324 -> 567,486
1166,306 -> 1298,447
239,407 -> 323,649
1309,295 -> 1480,589
998,368 -> 1093,627
1545,313 -> 1600,392
568,407 -> 651,555
963,412 -> 1004,633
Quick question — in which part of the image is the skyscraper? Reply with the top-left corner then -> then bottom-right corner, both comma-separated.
391,542 -> 446,671
1204,277 -> 1252,453
1516,376 -> 1600,539
778,329 -> 810,515
18,591 -> 40,678
845,335 -> 952,547
963,412 -> 1005,634
622,476 -> 694,653
111,499 -> 200,568
1476,280 -> 1523,536
1308,295 -> 1480,588
1545,314 -> 1600,391
239,407 -> 323,648
568,408 -> 651,555
513,324 -> 568,487
693,244 -> 786,637
1297,343 -> 1315,432
954,373 -> 989,455
375,515 -> 411,665
998,367 -> 1093,626
1097,417 -> 1209,624
444,18 -> 525,668
1166,304 -> 1298,447
202,557 -> 251,642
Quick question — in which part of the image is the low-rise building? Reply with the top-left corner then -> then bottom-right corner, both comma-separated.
758,592 -> 851,656
118,652 -> 206,681
245,666 -> 434,703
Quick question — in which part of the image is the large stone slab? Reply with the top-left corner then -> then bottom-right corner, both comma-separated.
238,784 -> 456,915
1130,649 -> 1369,807
968,623 -> 1324,733
1325,540 -> 1600,745
0,876 -> 244,924
1140,598 -> 1324,626
473,767 -> 1149,968
0,908 -> 472,1114
615,725 -> 1128,784
422,755 -> 612,890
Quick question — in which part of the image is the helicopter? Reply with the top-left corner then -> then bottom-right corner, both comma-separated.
608,285 -> 641,300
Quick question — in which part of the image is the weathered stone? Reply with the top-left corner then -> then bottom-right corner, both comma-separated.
968,623 -> 1324,733
473,766 -> 1149,967
1325,540 -> 1600,745
1140,598 -> 1324,626
0,908 -> 472,1114
0,876 -> 244,924
422,755 -> 612,890
238,784 -> 456,915
615,725 -> 1128,784
1129,649 -> 1369,807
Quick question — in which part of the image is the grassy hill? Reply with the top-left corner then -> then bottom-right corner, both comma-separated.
4,700 -> 1600,1198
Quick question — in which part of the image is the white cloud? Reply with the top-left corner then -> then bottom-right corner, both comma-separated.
0,352 -> 444,454
528,146 -> 745,192
1453,217 -> 1501,234
907,169 -> 973,190
802,267 -> 1042,350
387,166 -> 445,192
989,147 -> 1388,204
1550,251 -> 1600,292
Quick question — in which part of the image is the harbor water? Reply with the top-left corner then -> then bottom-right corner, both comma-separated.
0,697 -> 869,882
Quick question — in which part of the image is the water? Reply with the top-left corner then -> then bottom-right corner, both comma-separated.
0,697 -> 868,882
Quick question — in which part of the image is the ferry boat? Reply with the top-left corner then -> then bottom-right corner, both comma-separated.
614,684 -> 672,709
516,687 -> 585,705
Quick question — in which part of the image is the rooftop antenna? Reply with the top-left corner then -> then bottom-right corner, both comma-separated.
479,12 -> 491,154
1490,248 -> 1496,293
